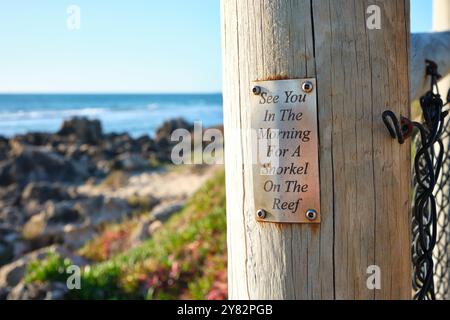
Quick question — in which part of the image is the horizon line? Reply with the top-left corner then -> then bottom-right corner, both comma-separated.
0,91 -> 223,95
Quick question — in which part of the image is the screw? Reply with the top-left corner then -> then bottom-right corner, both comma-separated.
306,209 -> 318,221
253,86 -> 262,95
302,81 -> 314,93
257,209 -> 267,219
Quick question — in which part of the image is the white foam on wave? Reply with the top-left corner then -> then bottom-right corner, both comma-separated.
0,99 -> 224,138
0,107 -> 108,121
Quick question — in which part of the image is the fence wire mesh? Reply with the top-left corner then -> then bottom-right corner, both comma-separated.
433,122 -> 450,300
412,118 -> 450,300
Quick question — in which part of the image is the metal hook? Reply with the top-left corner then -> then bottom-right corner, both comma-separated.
382,110 -> 413,145
426,59 -> 442,80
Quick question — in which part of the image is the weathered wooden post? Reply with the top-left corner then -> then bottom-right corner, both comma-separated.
221,0 -> 411,300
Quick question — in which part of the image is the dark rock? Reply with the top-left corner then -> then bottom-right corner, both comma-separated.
113,153 -> 149,172
0,258 -> 27,288
8,281 -> 69,300
152,202 -> 184,222
0,287 -> 9,300
0,207 -> 24,228
58,117 -> 102,144
0,136 -> 10,162
0,161 -> 14,186
155,118 -> 193,145
8,282 -> 46,300
114,134 -> 139,154
101,133 -> 140,157
0,117 -> 195,258
0,142 -> 89,187
62,227 -> 97,250
12,132 -> 52,147
21,182 -> 73,205
0,241 -> 13,267
46,202 -> 81,224
0,184 -> 21,206
22,201 -> 82,242
136,135 -> 156,154
152,118 -> 194,162
136,134 -> 153,145
46,282 -> 69,300
23,196 -> 130,245
76,196 -> 130,225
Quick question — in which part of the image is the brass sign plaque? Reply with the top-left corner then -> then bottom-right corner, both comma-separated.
251,78 -> 321,224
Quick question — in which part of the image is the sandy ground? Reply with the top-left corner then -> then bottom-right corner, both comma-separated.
78,165 -> 221,203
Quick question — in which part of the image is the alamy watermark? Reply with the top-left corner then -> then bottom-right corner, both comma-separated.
66,265 -> 81,290
67,5 -> 81,31
366,265 -> 381,290
169,122 -> 291,173
366,5 -> 381,30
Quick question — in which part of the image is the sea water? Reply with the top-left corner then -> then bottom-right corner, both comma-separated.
0,94 -> 223,138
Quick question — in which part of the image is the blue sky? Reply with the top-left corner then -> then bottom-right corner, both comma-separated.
0,1 -> 433,93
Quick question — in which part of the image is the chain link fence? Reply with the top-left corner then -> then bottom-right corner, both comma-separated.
433,121 -> 450,300
412,115 -> 450,300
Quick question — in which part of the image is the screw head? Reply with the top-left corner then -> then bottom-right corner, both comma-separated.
253,86 -> 262,95
257,209 -> 267,219
302,81 -> 314,93
306,209 -> 318,221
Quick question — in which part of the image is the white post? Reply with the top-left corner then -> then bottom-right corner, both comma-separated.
434,0 -> 450,32
433,0 -> 450,93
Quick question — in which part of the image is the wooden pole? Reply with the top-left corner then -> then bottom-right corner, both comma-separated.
221,0 -> 411,300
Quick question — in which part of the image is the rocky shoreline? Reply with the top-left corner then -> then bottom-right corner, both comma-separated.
0,117 -> 219,299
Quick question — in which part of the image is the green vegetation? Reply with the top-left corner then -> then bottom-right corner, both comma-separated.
24,252 -> 73,284
78,220 -> 138,262
24,170 -> 227,300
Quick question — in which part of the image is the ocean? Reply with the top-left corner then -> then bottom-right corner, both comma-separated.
0,94 -> 223,138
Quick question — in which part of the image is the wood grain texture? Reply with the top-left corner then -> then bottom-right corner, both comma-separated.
221,0 -> 411,300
